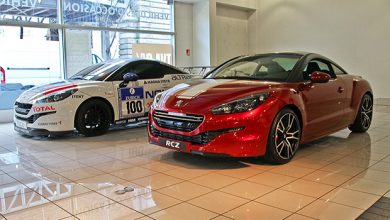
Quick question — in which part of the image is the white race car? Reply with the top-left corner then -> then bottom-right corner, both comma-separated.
14,59 -> 196,136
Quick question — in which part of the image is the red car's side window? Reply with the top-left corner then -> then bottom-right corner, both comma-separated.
331,64 -> 347,75
303,59 -> 335,80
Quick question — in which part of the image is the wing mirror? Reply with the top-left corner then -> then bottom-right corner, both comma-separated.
120,73 -> 139,88
310,71 -> 330,83
123,72 -> 139,83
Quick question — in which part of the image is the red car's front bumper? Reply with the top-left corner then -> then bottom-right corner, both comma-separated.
148,103 -> 280,157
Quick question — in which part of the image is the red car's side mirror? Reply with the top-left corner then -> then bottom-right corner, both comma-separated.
310,71 -> 330,83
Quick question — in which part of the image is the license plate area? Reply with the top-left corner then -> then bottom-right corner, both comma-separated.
15,119 -> 28,129
159,138 -> 186,151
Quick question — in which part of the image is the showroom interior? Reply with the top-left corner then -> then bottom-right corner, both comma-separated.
1,0 -> 390,219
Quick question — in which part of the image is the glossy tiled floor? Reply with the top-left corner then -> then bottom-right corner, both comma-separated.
0,105 -> 390,220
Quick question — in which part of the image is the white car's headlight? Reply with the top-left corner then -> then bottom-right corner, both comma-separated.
153,92 -> 163,107
36,89 -> 78,103
211,93 -> 269,115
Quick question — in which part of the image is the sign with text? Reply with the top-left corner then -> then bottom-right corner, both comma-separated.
0,0 -> 172,31
133,43 -> 172,65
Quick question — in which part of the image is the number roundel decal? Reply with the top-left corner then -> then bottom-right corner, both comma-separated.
126,101 -> 143,114
119,87 -> 145,118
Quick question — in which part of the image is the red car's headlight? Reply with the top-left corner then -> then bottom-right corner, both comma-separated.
211,93 -> 269,115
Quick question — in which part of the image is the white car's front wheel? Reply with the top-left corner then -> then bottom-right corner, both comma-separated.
75,99 -> 112,137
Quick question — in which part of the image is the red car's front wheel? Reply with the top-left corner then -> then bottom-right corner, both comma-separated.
349,93 -> 373,133
265,108 -> 301,164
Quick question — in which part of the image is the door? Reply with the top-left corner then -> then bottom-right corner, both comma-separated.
331,63 -> 353,126
111,61 -> 176,121
299,59 -> 347,139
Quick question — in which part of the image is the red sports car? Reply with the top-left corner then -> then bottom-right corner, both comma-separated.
148,52 -> 373,163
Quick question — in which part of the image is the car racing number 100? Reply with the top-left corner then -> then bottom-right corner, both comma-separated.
119,87 -> 146,119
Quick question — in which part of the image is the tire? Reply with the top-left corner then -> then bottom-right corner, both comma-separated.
349,94 -> 373,133
75,99 -> 112,137
265,108 -> 301,164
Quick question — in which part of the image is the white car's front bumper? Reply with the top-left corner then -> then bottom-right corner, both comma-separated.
14,101 -> 77,135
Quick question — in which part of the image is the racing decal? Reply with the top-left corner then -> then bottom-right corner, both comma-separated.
30,81 -> 68,92
29,81 -> 76,95
177,79 -> 234,99
105,91 -> 114,96
145,90 -> 164,99
72,94 -> 84,99
38,121 -> 62,126
32,106 -> 56,113
144,79 -> 170,84
43,85 -> 78,95
171,75 -> 193,81
118,87 -> 145,119
114,113 -> 148,125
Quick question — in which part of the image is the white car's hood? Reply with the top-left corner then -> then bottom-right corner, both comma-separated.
18,80 -> 101,103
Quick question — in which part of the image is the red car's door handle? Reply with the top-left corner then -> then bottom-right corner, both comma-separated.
338,87 -> 345,93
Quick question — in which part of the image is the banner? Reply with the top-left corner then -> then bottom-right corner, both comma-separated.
133,43 -> 172,65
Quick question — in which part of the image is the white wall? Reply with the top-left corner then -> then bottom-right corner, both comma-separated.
253,0 -> 390,98
193,0 -> 211,66
174,2 -> 193,67
215,0 -> 257,9
209,0 -> 257,66
215,4 -> 250,64
176,0 -> 390,97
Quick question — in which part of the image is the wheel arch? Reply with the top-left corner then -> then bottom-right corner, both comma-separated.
351,90 -> 373,124
74,97 -> 115,128
272,90 -> 306,140
283,104 -> 303,131
364,91 -> 373,100
350,78 -> 373,120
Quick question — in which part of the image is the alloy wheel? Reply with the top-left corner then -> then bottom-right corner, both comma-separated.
274,113 -> 301,160
84,105 -> 105,130
361,95 -> 373,129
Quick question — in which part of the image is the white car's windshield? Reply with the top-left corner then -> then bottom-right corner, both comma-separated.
70,60 -> 127,81
206,54 -> 302,82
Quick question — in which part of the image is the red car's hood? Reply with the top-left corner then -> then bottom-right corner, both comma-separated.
159,79 -> 281,113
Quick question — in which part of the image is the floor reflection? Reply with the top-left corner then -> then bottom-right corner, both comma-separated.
0,107 -> 389,219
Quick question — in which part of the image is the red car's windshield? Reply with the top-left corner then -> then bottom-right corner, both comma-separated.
206,54 -> 302,82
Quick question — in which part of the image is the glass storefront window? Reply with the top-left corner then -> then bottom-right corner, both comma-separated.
0,26 -> 61,85
63,0 -> 173,32
65,29 -> 173,77
0,0 -> 173,81
0,0 -> 58,24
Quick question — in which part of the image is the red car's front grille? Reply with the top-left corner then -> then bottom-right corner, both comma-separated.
153,110 -> 204,132
150,125 -> 242,146
150,126 -> 209,145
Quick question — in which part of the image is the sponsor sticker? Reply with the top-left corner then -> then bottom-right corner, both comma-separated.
171,75 -> 193,81
114,113 -> 148,125
37,121 -> 62,126
32,106 -> 56,113
144,79 -> 170,84
72,95 -> 84,99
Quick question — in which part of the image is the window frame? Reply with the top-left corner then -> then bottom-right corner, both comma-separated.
205,54 -> 302,82
331,63 -> 348,75
303,58 -> 337,80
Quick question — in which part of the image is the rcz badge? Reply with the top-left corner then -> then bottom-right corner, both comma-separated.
165,140 -> 180,149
